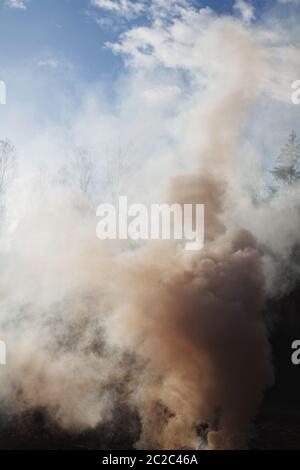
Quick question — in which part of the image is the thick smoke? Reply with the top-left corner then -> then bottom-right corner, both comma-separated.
0,9 -> 299,450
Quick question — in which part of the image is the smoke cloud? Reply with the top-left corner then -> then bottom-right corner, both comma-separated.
0,3 -> 299,450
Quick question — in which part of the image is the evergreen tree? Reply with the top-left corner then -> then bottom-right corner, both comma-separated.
0,139 -> 16,196
271,130 -> 300,185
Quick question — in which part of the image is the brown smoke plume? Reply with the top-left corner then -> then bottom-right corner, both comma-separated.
0,18 -> 276,450
110,228 -> 273,449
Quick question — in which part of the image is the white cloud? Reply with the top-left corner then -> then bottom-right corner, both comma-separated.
84,9 -> 114,29
233,0 -> 255,23
94,16 -> 114,28
90,0 -> 194,21
142,85 -> 181,104
5,0 -> 28,9
107,1 -> 300,113
91,0 -> 145,18
37,59 -> 59,69
278,0 -> 300,4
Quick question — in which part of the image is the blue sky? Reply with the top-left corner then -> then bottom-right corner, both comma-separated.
0,0 -> 282,84
0,0 -> 299,181
0,0 -> 122,83
0,0 -> 298,108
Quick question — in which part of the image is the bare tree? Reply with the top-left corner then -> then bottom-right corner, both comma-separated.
102,144 -> 133,203
59,146 -> 95,200
58,143 -> 134,205
71,147 -> 94,196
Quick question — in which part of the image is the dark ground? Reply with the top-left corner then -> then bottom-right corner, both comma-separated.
251,284 -> 300,450
1,287 -> 300,450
